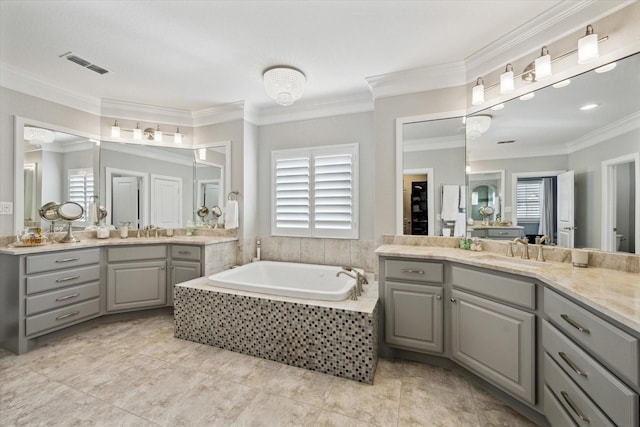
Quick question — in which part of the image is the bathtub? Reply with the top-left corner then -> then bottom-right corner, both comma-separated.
207,261 -> 357,301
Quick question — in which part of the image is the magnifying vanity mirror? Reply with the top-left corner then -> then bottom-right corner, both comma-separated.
466,52 -> 640,253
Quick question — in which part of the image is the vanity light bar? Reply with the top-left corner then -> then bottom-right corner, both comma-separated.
109,122 -> 184,143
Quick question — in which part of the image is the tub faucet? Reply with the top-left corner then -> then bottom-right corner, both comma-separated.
513,238 -> 530,259
337,270 -> 360,298
340,266 -> 368,293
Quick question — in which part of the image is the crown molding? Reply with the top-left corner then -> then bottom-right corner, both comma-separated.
468,144 -> 569,162
192,101 -> 245,127
100,139 -> 193,167
1,63 -> 101,115
403,135 -> 465,153
100,99 -> 193,126
566,111 -> 640,154
366,61 -> 466,100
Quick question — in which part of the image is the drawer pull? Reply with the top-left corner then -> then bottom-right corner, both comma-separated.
558,352 -> 587,377
55,311 -> 80,321
55,276 -> 80,283
178,251 -> 191,255
498,231 -> 508,235
55,257 -> 79,263
560,391 -> 590,422
560,314 -> 591,334
401,269 -> 424,275
450,298 -> 457,303
55,293 -> 80,302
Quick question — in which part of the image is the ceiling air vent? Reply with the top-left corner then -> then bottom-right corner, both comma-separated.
59,52 -> 109,75
497,140 -> 516,145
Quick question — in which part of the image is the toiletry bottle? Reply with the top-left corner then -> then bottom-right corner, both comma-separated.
256,238 -> 261,261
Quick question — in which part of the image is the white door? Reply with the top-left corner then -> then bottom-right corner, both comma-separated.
557,170 -> 575,248
151,175 -> 182,228
112,177 -> 140,228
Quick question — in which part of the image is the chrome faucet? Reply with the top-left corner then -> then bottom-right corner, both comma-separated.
535,235 -> 550,262
513,237 -> 530,259
337,266 -> 368,298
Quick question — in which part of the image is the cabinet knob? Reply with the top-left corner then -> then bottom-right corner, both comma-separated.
450,298 -> 457,303
436,294 -> 442,300
170,265 -> 175,269
160,266 -> 166,270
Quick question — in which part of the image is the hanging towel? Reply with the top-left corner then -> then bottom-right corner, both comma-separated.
459,185 -> 467,210
441,185 -> 460,221
224,200 -> 239,229
454,212 -> 466,237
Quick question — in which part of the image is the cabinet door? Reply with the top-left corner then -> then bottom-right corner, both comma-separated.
107,260 -> 167,311
451,289 -> 535,404
385,281 -> 443,353
169,260 -> 201,305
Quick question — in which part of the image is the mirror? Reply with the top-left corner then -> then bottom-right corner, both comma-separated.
466,52 -> 640,253
22,127 -> 96,231
468,170 -> 505,223
397,115 -> 467,236
194,146 -> 226,227
99,141 -> 230,229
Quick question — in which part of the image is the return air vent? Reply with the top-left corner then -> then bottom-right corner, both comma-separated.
59,52 -> 109,75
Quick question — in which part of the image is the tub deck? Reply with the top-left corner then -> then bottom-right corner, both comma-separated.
174,276 -> 378,383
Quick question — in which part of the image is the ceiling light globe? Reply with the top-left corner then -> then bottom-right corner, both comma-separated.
263,67 -> 306,106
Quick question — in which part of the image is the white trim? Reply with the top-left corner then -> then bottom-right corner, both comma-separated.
101,99 -> 193,127
105,167 -> 149,228
601,152 -> 640,254
510,170 -> 565,227
150,174 -> 183,229
192,102 -> 246,127
100,141 -> 194,167
193,140 -> 232,210
395,110 -> 466,235
567,111 -> 640,154
403,168 -> 435,237
403,135 -> 466,153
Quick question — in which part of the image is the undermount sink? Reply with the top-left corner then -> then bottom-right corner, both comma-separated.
470,254 -> 546,269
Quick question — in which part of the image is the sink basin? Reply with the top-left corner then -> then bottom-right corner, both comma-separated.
470,254 -> 545,269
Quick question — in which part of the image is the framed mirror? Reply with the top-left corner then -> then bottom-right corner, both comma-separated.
466,52 -> 640,253
194,145 -> 227,227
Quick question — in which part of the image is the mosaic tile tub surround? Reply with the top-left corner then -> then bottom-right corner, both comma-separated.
174,279 -> 378,383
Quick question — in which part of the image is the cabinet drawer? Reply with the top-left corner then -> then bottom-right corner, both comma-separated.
451,265 -> 535,309
385,259 -> 443,284
25,248 -> 99,274
487,228 -> 521,238
26,265 -> 100,295
544,353 -> 615,427
25,298 -> 100,337
107,245 -> 166,262
171,245 -> 201,261
544,386 -> 578,427
26,282 -> 100,316
543,320 -> 638,427
545,288 -> 639,386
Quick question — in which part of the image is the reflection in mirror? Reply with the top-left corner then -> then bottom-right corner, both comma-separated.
399,116 -> 466,236
194,146 -> 225,227
22,127 -> 95,231
466,52 -> 640,253
468,170 -> 504,222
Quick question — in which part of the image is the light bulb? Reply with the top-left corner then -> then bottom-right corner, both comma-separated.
535,46 -> 552,80
499,64 -> 514,94
578,25 -> 598,64
471,77 -> 484,106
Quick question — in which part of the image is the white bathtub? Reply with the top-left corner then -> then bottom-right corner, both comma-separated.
207,261 -> 358,301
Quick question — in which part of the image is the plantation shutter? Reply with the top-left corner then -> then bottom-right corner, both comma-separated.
314,153 -> 353,230
516,180 -> 542,221
274,157 -> 310,229
68,168 -> 94,222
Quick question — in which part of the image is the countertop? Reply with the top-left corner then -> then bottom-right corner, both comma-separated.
0,235 -> 238,255
376,244 -> 640,334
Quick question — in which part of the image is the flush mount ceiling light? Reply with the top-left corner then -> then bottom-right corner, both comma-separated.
471,77 -> 485,106
578,25 -> 599,64
466,115 -> 491,140
500,64 -> 514,94
263,66 -> 306,106
24,126 -> 56,144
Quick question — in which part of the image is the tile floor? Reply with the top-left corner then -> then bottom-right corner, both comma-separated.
0,312 -> 538,426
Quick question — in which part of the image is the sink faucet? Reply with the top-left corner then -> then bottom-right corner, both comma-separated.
513,237 -> 530,259
535,235 -> 550,262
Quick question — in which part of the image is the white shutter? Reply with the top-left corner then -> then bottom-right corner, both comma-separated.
314,154 -> 353,230
516,180 -> 542,221
274,157 -> 310,230
68,168 -> 94,223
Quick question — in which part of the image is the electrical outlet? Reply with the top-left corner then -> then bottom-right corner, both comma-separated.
0,202 -> 13,215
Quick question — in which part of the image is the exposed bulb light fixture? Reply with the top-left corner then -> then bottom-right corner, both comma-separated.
499,64 -> 514,94
24,126 -> 56,144
199,148 -> 207,160
174,127 -> 182,144
595,62 -> 616,73
535,46 -> 552,80
133,123 -> 142,140
552,79 -> 571,88
111,120 -> 120,138
491,103 -> 504,111
578,25 -> 599,64
263,66 -> 306,106
471,77 -> 485,106
155,125 -> 162,142
520,92 -> 535,101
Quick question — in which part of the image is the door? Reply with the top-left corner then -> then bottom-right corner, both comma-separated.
450,289 -> 535,404
151,175 -> 182,228
112,176 -> 140,228
557,170 -> 575,248
385,281 -> 443,353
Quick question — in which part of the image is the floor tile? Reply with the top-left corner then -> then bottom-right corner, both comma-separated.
474,396 -> 538,426
231,391 -> 322,426
263,363 -> 340,407
398,382 -> 480,427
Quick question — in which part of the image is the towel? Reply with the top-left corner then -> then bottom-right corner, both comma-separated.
441,185 -> 459,221
224,200 -> 239,229
459,186 -> 467,210
454,212 -> 466,237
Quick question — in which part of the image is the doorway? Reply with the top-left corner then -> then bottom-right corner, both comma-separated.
602,153 -> 639,254
106,167 -> 148,229
402,168 -> 434,236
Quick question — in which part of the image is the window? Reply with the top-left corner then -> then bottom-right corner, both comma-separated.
516,179 -> 542,222
68,168 -> 94,224
272,144 -> 358,239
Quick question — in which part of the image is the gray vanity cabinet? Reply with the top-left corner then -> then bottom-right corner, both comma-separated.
450,265 -> 536,405
106,246 -> 167,312
383,259 -> 444,354
168,245 -> 203,305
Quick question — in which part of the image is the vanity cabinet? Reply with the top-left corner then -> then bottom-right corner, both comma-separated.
383,259 -> 444,353
449,265 -> 536,405
106,246 -> 167,312
168,245 -> 203,305
543,288 -> 639,427
470,227 -> 522,240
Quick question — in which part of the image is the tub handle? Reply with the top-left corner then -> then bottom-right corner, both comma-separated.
402,269 -> 424,275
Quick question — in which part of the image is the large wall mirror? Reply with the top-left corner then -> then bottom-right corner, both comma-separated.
396,113 -> 467,237
467,52 -> 640,254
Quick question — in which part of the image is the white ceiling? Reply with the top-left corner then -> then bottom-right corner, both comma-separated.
2,0 -> 575,114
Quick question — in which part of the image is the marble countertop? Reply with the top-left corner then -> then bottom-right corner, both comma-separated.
178,275 -> 379,314
0,235 -> 238,255
376,244 -> 640,334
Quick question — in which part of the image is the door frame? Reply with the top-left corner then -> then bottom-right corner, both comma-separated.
511,170 -> 565,227
150,174 -> 183,228
601,153 -> 640,254
105,167 -> 149,228
403,168 -> 435,236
